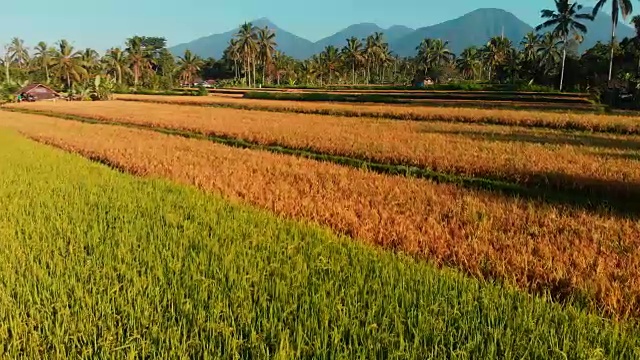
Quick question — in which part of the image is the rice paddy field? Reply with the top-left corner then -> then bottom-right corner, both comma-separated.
2,94 -> 640,357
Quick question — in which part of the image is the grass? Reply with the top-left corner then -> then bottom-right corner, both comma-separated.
4,112 -> 640,319
1,128 -> 640,358
112,94 -> 639,134
8,101 -> 640,211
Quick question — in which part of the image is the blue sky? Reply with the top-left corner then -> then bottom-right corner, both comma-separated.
0,0 -> 614,51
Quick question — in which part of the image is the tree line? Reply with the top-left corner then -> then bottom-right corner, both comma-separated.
1,0 -> 639,94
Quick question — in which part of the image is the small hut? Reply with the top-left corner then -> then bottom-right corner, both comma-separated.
15,84 -> 61,101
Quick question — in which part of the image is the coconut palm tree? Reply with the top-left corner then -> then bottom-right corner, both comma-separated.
521,32 -> 542,63
224,39 -> 241,81
50,39 -> 87,90
257,27 -> 277,85
483,37 -> 513,81
235,22 -> 258,87
125,36 -> 152,88
34,42 -> 54,83
81,48 -> 100,77
103,47 -> 128,85
429,39 -> 454,68
457,46 -> 481,80
416,38 -> 434,75
321,45 -> 340,84
1,46 -> 12,83
592,0 -> 635,81
7,37 -> 29,70
536,0 -> 592,91
364,35 -> 379,83
177,50 -> 204,86
341,37 -> 363,84
537,32 -> 563,75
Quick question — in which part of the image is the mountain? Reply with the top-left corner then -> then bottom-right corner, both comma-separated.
391,8 -> 533,56
170,8 -> 639,60
313,23 -> 384,52
170,18 -> 314,59
386,25 -> 415,42
312,23 -> 415,52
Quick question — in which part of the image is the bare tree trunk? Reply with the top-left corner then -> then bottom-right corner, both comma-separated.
608,21 -> 617,82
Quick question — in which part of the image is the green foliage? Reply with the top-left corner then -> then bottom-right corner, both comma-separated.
0,131 -> 639,358
91,75 -> 115,101
196,85 -> 208,96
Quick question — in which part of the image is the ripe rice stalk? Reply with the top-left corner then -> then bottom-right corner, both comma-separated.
3,112 -> 640,318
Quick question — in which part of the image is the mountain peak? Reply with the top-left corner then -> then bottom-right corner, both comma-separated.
169,7 -> 636,60
250,17 -> 277,28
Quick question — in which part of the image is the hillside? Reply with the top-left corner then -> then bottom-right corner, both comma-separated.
170,18 -> 315,59
580,7 -> 635,51
312,23 -> 415,52
391,8 -> 533,56
169,8 -> 639,60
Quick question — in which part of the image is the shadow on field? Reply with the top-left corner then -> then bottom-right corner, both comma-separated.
589,151 -> 640,162
424,128 -> 640,151
483,170 -> 640,219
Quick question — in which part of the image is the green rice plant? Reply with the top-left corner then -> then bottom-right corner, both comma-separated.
0,130 -> 638,358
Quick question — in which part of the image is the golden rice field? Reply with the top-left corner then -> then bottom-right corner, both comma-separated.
115,93 -> 640,133
3,111 -> 640,319
9,100 -> 640,203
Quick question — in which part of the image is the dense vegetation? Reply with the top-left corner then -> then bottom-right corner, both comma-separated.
2,0 -> 640,102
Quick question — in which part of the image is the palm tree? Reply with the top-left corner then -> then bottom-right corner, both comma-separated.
125,36 -> 151,88
536,0 -> 592,91
371,32 -> 386,79
2,45 -> 12,83
81,48 -> 100,78
429,39 -> 453,68
50,39 -> 87,89
521,32 -> 542,63
34,42 -> 54,83
7,37 -> 29,69
632,15 -> 640,74
177,50 -> 204,86
364,35 -> 378,83
257,27 -> 277,85
537,32 -> 563,76
104,47 -> 128,85
483,37 -> 513,81
225,39 -> 241,81
341,37 -> 363,84
416,38 -> 434,75
235,22 -> 258,87
592,0 -> 635,81
457,47 -> 481,80
321,45 -> 340,84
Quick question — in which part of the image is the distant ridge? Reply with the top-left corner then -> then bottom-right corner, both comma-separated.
169,8 -> 637,59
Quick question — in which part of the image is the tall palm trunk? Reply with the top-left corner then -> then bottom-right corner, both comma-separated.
252,55 -> 257,87
4,56 -> 10,83
262,55 -> 266,85
44,64 -> 50,84
608,21 -> 617,82
245,56 -> 249,86
352,61 -> 356,85
117,66 -> 122,85
560,34 -> 568,91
